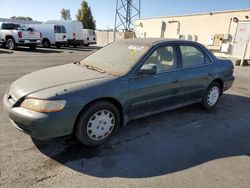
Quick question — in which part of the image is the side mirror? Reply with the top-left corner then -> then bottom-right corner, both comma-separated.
139,64 -> 157,75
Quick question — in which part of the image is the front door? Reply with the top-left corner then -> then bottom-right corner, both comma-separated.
129,44 -> 182,119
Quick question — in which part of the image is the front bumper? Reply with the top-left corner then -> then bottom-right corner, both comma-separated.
3,94 -> 80,140
68,39 -> 84,46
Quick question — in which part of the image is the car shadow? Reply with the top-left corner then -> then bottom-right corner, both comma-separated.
15,47 -> 64,53
0,49 -> 14,54
61,46 -> 102,52
33,93 -> 250,178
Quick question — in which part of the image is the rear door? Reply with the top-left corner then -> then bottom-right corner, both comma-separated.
129,44 -> 182,118
54,25 -> 67,42
179,44 -> 213,102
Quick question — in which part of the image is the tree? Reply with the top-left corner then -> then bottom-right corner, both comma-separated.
61,9 -> 71,20
76,0 -> 96,29
10,16 -> 33,21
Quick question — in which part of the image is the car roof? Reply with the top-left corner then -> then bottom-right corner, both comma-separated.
119,38 -> 199,46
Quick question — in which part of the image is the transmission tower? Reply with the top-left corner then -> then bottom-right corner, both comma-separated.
113,0 -> 141,40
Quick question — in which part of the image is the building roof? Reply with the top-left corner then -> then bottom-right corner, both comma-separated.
135,9 -> 250,21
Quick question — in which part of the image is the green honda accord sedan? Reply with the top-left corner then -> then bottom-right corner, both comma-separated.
3,38 -> 235,146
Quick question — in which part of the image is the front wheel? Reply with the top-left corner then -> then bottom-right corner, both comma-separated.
75,101 -> 120,146
42,39 -> 51,48
202,82 -> 221,109
7,38 -> 17,50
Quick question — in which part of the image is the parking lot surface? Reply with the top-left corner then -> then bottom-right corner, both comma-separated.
0,47 -> 250,188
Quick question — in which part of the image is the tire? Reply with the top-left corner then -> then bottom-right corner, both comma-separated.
75,101 -> 120,146
29,44 -> 37,50
42,39 -> 51,48
7,38 -> 17,50
202,82 -> 221,109
0,43 -> 6,48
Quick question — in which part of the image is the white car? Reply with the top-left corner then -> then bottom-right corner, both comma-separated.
44,20 -> 84,47
29,24 -> 67,48
82,29 -> 96,46
0,22 -> 41,50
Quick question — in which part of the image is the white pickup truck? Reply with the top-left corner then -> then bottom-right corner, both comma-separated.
0,22 -> 42,50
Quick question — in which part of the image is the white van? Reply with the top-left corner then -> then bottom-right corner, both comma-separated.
82,29 -> 96,46
44,20 -> 84,47
29,24 -> 67,48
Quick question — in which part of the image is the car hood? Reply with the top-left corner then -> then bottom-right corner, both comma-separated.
10,63 -> 111,100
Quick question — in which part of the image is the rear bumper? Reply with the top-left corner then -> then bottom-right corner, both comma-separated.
223,75 -> 235,92
87,41 -> 96,45
17,39 -> 41,45
55,41 -> 68,46
68,39 -> 84,46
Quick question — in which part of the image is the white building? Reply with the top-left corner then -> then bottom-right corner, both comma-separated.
134,9 -> 250,59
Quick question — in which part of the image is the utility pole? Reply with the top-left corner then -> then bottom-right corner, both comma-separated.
113,0 -> 141,41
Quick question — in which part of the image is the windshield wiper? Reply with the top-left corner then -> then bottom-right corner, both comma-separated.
84,65 -> 106,74
74,62 -> 112,75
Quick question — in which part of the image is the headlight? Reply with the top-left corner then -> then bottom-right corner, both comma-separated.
20,98 -> 66,113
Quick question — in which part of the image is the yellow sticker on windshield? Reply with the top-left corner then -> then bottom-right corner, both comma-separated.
130,49 -> 137,55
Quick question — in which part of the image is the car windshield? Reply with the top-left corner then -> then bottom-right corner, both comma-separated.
80,40 -> 150,76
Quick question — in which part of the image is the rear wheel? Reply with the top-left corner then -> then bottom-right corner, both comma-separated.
202,82 -> 221,109
75,101 -> 120,146
7,38 -> 17,50
42,39 -> 51,48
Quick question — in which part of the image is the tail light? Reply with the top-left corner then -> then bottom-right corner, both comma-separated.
18,32 -> 22,38
40,32 -> 42,38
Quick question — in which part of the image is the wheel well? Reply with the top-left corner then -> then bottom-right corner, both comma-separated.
213,78 -> 224,95
73,97 -> 124,133
5,35 -> 15,41
42,38 -> 50,43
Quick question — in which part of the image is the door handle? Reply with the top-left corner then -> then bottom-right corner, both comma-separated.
172,79 -> 180,83
207,72 -> 213,76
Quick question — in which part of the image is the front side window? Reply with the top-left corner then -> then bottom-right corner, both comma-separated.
180,45 -> 205,67
143,45 -> 176,73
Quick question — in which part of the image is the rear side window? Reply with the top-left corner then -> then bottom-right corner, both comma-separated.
180,45 -> 205,67
2,23 -> 20,30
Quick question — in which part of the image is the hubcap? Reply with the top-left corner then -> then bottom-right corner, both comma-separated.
87,110 -> 115,141
207,86 -> 219,106
8,40 -> 14,49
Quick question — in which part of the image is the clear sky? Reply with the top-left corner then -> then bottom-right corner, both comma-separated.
1,0 -> 250,29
